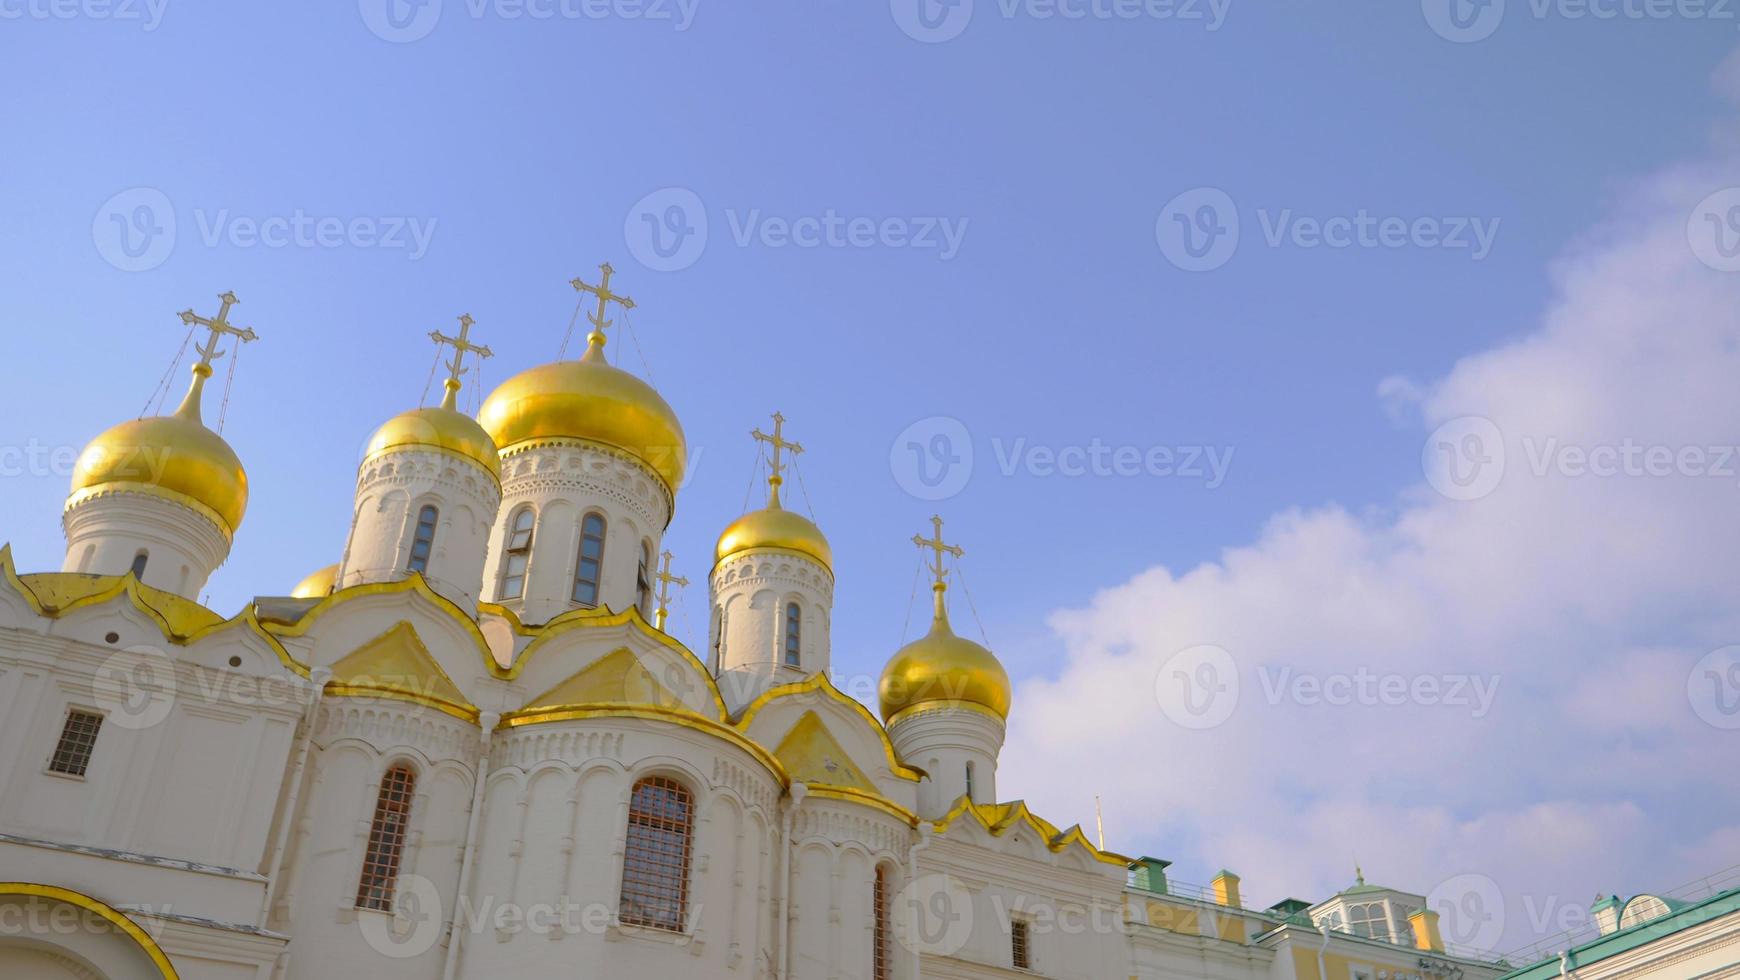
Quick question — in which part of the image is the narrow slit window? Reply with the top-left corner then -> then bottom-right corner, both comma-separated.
406,505 -> 438,574
965,761 -> 976,802
129,551 -> 149,578
573,512 -> 607,606
636,541 -> 654,616
783,602 -> 802,667
619,776 -> 694,931
500,507 -> 535,599
1011,917 -> 1032,970
47,709 -> 103,777
873,866 -> 893,980
355,764 -> 417,911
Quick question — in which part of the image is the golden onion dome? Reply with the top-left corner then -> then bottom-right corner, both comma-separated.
878,589 -> 1012,723
69,364 -> 249,535
477,341 -> 686,494
715,502 -> 833,570
365,381 -> 501,478
291,564 -> 339,599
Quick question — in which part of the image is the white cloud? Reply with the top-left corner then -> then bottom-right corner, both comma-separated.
1000,68 -> 1740,958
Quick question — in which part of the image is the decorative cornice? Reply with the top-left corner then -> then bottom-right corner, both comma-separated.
64,481 -> 233,542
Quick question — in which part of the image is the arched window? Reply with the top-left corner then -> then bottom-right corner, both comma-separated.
1348,902 -> 1391,941
406,505 -> 439,574
356,764 -> 417,911
636,541 -> 654,616
873,865 -> 893,980
499,507 -> 535,600
783,602 -> 802,667
619,775 -> 694,931
573,512 -> 607,607
965,761 -> 976,802
129,550 -> 149,578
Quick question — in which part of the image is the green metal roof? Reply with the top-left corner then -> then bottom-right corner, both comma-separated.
1339,882 -> 1388,896
1497,886 -> 1740,980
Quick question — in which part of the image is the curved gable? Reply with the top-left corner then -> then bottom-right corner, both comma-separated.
265,580 -> 497,708
325,621 -> 479,721
0,551 -> 300,673
737,674 -> 922,814
505,606 -> 725,720
934,797 -> 1129,870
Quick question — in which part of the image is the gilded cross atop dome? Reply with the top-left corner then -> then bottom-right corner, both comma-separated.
653,550 -> 688,632
752,412 -> 804,509
569,262 -> 636,361
914,514 -> 964,595
178,291 -> 258,372
429,313 -> 494,410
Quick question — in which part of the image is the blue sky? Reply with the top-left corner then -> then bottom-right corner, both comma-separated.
5,0 -> 1740,955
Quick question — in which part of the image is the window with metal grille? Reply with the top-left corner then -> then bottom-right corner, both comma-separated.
783,602 -> 801,666
406,505 -> 438,574
1011,916 -> 1032,970
873,865 -> 893,980
47,709 -> 103,777
573,512 -> 607,606
619,776 -> 694,931
355,764 -> 417,911
500,507 -> 535,599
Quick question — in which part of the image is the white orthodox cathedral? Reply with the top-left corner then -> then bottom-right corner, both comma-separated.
0,274 -> 1728,980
